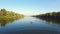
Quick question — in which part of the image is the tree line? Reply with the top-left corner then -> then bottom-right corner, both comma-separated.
33,12 -> 60,19
0,9 -> 24,20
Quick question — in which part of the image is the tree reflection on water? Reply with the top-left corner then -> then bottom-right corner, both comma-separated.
0,17 -> 23,27
37,18 -> 60,25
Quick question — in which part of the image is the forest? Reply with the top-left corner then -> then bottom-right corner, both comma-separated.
0,9 -> 24,20
33,12 -> 60,19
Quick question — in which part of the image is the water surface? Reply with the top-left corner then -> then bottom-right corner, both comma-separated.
0,17 -> 60,34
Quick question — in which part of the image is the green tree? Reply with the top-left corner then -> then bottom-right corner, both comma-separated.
1,9 -> 7,16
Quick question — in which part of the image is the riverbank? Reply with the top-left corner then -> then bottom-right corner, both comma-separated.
0,9 -> 24,20
0,9 -> 24,26
32,12 -> 60,24
33,12 -> 60,19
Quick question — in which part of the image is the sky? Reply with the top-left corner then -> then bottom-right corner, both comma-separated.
0,0 -> 60,15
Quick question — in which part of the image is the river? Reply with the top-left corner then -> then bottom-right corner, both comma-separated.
0,17 -> 60,34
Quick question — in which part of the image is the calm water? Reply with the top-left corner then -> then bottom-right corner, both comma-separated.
0,17 -> 60,34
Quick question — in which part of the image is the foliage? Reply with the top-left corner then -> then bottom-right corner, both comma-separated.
0,9 -> 24,19
34,12 -> 60,19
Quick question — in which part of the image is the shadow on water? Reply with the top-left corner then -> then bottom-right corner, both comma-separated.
36,17 -> 60,25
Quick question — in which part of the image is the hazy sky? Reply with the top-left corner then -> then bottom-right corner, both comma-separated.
0,0 -> 60,15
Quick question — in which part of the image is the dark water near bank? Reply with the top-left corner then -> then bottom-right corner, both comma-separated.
0,17 -> 60,34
